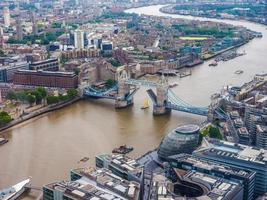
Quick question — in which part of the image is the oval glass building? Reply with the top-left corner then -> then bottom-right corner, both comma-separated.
158,124 -> 200,160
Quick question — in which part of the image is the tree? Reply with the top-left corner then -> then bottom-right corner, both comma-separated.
58,94 -> 69,101
36,87 -> 47,99
47,96 -> 59,105
31,91 -> 42,104
16,92 -> 28,103
26,94 -> 36,105
67,89 -> 78,99
6,91 -> 17,101
0,111 -> 12,126
209,126 -> 223,140
74,68 -> 80,76
106,79 -> 115,88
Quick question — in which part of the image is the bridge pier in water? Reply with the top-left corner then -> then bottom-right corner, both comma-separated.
115,70 -> 133,108
153,76 -> 171,115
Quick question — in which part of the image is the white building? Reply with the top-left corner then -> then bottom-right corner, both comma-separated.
3,7 -> 11,27
74,30 -> 84,49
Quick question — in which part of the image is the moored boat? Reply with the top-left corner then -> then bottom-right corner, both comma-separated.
169,83 -> 178,88
209,61 -> 218,67
0,138 -> 8,145
112,145 -> 134,154
0,179 -> 31,200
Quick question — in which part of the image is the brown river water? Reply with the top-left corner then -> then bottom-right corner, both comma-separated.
0,5 -> 267,199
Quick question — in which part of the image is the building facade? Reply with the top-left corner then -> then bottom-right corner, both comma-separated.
0,61 -> 29,83
74,30 -> 84,49
43,168 -> 140,200
157,125 -> 200,160
29,58 -> 59,71
167,153 -> 256,200
3,7 -> 10,27
193,139 -> 267,198
13,70 -> 78,88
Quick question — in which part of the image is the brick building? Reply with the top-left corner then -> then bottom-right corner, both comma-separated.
61,49 -> 100,60
13,70 -> 78,88
29,58 -> 59,71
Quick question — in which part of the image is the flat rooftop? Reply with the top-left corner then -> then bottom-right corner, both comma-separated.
16,69 -> 76,77
96,154 -> 143,174
150,170 -> 243,200
168,153 -> 253,179
45,168 -> 140,200
194,139 -> 267,166
186,171 -> 243,199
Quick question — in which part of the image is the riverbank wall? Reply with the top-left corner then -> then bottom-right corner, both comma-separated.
0,97 -> 81,133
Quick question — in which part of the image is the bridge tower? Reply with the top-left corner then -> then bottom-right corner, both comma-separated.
115,70 -> 133,108
207,97 -> 224,122
153,75 -> 171,115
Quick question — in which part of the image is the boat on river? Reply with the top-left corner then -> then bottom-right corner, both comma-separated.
112,145 -> 134,154
209,61 -> 218,67
235,70 -> 244,74
169,83 -> 178,88
0,138 -> 8,145
79,157 -> 89,163
0,179 -> 30,200
141,99 -> 149,110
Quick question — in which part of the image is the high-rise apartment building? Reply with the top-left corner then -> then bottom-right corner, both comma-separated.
74,30 -> 84,49
31,11 -> 38,35
16,17 -> 23,40
3,7 -> 11,27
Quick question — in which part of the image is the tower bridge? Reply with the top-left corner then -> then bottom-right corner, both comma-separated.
83,70 -> 224,119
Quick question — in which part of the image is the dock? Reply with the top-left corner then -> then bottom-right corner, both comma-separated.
179,69 -> 192,78
157,69 -> 178,76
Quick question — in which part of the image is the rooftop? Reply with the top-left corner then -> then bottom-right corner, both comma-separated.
45,168 -> 140,200
168,153 -> 254,179
96,154 -> 143,174
186,171 -> 243,199
194,139 -> 267,166
150,170 -> 243,200
16,69 -> 76,77
175,124 -> 200,134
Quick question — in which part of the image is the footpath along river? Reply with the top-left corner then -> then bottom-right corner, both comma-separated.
0,4 -> 266,199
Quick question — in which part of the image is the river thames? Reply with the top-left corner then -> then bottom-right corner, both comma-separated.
0,4 -> 267,199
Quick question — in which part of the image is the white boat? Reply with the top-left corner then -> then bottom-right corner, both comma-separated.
235,70 -> 244,74
0,138 -> 8,145
0,179 -> 30,200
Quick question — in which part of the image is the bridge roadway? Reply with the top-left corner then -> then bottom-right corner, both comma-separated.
83,78 -> 214,117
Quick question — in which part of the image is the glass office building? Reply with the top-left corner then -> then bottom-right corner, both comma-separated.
193,139 -> 267,198
158,124 -> 200,160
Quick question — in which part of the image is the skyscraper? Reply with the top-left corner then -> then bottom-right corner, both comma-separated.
3,7 -> 11,27
16,16 -> 23,40
0,27 -> 4,47
74,30 -> 84,49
